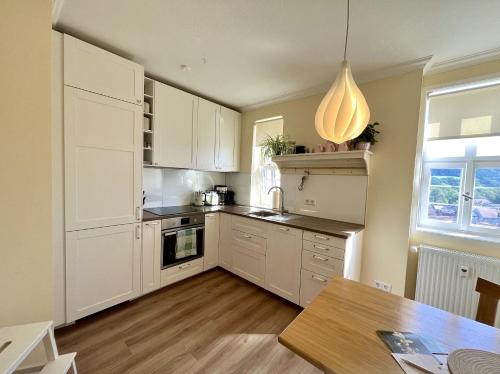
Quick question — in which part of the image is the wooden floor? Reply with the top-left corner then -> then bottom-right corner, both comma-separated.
56,268 -> 321,374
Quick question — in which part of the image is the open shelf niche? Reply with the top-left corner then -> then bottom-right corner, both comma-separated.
143,77 -> 155,165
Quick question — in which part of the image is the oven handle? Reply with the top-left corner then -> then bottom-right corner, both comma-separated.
162,225 -> 205,236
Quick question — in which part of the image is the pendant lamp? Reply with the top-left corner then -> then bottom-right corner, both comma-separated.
315,0 -> 370,144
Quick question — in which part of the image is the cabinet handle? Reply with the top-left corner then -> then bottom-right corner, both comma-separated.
206,214 -> 216,217
314,234 -> 329,241
179,263 -> 191,270
279,227 -> 289,232
136,206 -> 141,220
312,254 -> 328,262
242,234 -> 252,239
313,244 -> 328,251
137,98 -> 142,104
311,274 -> 327,283
136,225 -> 141,239
145,222 -> 159,226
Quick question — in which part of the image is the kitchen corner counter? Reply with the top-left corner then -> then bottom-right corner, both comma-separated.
143,205 -> 364,239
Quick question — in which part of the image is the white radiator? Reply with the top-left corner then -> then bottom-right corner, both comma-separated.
415,245 -> 500,327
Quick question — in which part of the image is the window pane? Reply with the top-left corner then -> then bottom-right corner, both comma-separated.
471,167 -> 500,228
475,136 -> 500,157
426,168 -> 462,223
424,138 -> 467,159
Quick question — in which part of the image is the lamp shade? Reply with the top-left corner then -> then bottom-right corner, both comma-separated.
315,60 -> 370,144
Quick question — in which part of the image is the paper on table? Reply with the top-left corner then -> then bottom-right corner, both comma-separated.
392,353 -> 449,374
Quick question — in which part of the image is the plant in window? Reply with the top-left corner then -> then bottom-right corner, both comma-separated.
260,134 -> 295,158
352,122 -> 380,150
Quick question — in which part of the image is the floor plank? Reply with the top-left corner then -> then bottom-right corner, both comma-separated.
56,269 -> 321,374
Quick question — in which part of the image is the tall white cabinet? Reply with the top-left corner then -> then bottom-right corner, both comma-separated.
62,35 -> 145,323
196,98 -> 219,171
141,221 -> 162,294
217,107 -> 241,171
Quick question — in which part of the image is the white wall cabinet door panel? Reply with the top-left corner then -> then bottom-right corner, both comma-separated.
64,34 -> 144,105
64,87 -> 142,231
66,224 -> 141,322
204,213 -> 220,271
142,221 -> 161,295
196,98 -> 218,171
217,107 -> 241,171
265,226 -> 302,303
219,213 -> 233,270
155,83 -> 197,168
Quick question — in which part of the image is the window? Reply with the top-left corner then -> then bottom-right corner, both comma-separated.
250,117 -> 283,208
417,79 -> 500,237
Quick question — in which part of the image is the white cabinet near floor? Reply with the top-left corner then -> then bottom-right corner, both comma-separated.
66,223 -> 141,322
142,221 -> 162,295
265,225 -> 302,304
64,86 -> 143,231
204,213 -> 220,271
196,98 -> 219,171
219,213 -> 233,270
155,82 -> 197,168
231,230 -> 267,287
217,107 -> 241,171
64,34 -> 144,105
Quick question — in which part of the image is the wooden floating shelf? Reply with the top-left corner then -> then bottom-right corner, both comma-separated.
272,150 -> 372,175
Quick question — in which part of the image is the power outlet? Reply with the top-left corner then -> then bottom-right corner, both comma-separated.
304,199 -> 316,206
374,280 -> 392,293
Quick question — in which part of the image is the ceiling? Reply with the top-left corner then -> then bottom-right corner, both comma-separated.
54,0 -> 500,110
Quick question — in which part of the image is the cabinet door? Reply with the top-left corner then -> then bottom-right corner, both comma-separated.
196,98 -> 218,171
232,246 -> 266,287
204,213 -> 220,271
64,34 -> 144,105
265,225 -> 302,303
217,107 -> 241,171
66,224 -> 141,322
142,221 -> 161,294
64,87 -> 142,230
219,213 -> 233,270
300,269 -> 331,308
155,83 -> 197,168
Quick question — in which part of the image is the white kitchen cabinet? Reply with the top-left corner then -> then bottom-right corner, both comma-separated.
219,213 -> 233,270
265,225 -> 302,303
301,249 -> 343,279
66,223 -> 141,322
64,34 -> 144,105
300,269 -> 331,308
142,221 -> 162,295
204,213 -> 220,271
64,86 -> 142,231
196,98 -> 219,171
217,107 -> 241,171
231,230 -> 267,287
155,82 -> 197,168
161,258 -> 204,287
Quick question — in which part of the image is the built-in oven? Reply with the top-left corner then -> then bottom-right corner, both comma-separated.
161,213 -> 205,269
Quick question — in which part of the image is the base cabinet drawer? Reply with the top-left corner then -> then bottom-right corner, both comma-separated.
232,246 -> 266,287
303,230 -> 346,250
232,216 -> 268,238
300,269 -> 331,308
302,250 -> 343,278
161,258 -> 204,287
303,239 -> 344,260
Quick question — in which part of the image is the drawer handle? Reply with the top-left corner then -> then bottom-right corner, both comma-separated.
313,244 -> 328,251
314,234 -> 329,241
145,222 -> 159,226
179,263 -> 191,270
312,254 -> 328,262
311,275 -> 327,283
206,214 -> 216,217
279,227 -> 289,232
242,234 -> 252,239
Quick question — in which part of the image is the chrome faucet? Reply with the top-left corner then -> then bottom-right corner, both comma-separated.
268,186 -> 287,214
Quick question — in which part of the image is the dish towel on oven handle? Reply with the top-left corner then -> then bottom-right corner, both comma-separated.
175,228 -> 197,259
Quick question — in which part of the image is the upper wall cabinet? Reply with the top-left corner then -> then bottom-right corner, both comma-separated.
64,34 -> 144,105
155,82 -> 197,169
196,98 -> 219,171
64,86 -> 143,231
217,107 -> 241,172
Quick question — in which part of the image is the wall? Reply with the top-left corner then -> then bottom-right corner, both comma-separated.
405,58 -> 500,298
143,168 -> 226,208
0,0 -> 53,327
240,69 -> 424,295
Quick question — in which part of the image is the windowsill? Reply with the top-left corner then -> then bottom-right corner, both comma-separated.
415,226 -> 500,245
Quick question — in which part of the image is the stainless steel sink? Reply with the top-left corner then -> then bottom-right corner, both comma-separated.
248,210 -> 279,217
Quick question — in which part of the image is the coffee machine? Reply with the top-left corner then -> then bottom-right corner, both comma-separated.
214,185 -> 228,205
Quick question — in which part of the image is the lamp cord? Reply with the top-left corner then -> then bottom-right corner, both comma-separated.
343,0 -> 350,60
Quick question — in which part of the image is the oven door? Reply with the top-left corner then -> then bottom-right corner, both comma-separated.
161,225 -> 204,269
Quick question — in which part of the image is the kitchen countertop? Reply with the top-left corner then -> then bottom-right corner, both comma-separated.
142,205 -> 364,239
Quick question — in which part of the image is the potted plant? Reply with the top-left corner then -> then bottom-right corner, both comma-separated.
260,134 -> 295,157
352,122 -> 380,150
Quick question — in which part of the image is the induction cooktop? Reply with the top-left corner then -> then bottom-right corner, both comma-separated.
144,206 -> 203,217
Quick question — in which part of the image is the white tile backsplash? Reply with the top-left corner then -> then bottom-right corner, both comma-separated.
143,168 -> 226,208
226,172 -> 251,205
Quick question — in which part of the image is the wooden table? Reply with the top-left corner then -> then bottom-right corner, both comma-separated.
279,277 -> 500,374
